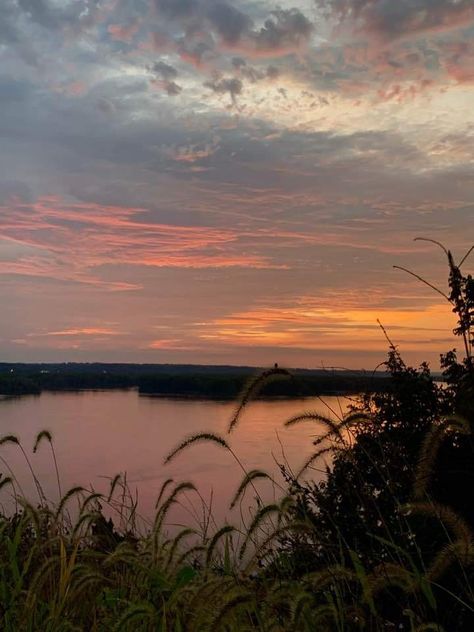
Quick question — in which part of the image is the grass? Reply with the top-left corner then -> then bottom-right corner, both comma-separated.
0,395 -> 472,631
0,242 -> 473,630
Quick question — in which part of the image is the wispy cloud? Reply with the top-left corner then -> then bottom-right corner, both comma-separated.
29,328 -> 122,337
147,338 -> 198,351
197,300 -> 458,352
0,0 -> 473,366
0,196 -> 280,287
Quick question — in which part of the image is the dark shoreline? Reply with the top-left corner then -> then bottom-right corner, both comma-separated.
0,389 -> 362,404
0,362 -> 391,399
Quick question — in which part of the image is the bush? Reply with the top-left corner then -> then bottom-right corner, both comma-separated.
0,241 -> 472,630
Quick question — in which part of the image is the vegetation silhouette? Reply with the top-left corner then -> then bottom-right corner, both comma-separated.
0,241 -> 472,630
0,364 -> 390,399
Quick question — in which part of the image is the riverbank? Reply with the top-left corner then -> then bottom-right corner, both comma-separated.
0,362 -> 389,398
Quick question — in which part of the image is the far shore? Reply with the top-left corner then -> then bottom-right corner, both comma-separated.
0,362 -> 392,399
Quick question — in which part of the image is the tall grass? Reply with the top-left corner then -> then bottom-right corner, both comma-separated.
0,402 -> 471,630
0,242 -> 472,630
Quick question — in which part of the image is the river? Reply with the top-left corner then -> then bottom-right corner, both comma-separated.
0,390 -> 351,529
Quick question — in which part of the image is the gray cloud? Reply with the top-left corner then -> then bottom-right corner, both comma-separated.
17,0 -> 101,31
0,1 -> 41,66
151,61 -> 179,80
319,0 -> 474,39
17,0 -> 62,30
177,34 -> 215,65
0,2 -> 19,44
207,2 -> 252,44
150,60 -> 183,92
0,0 -> 473,369
231,56 -> 246,68
154,0 -> 199,20
254,9 -> 313,52
165,81 -> 183,95
153,1 -> 313,60
204,76 -> 243,102
0,76 -> 31,104
230,59 -> 280,83
0,180 -> 34,204
266,64 -> 279,79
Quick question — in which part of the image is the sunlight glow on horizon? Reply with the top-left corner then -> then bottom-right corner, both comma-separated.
1,0 -> 473,368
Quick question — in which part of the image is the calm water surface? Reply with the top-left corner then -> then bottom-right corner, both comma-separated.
0,391 -> 350,527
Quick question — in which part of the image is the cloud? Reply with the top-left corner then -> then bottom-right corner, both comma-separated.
164,138 -> 220,163
0,0 -> 473,368
253,9 -> 313,54
197,300 -> 457,353
204,76 -> 243,102
0,196 -> 280,289
0,2 -> 19,45
107,20 -> 141,42
17,0 -> 102,32
230,58 -> 280,83
165,81 -> 183,95
440,39 -> 474,84
154,0 -> 199,21
0,76 -> 31,103
309,1 -> 474,97
319,0 -> 474,40
150,61 -> 183,95
207,2 -> 252,45
151,61 -> 179,80
17,0 -> 60,30
153,1 -> 313,61
148,338 -> 197,350
30,327 -> 122,337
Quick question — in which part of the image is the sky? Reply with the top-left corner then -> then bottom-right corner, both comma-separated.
0,0 -> 473,369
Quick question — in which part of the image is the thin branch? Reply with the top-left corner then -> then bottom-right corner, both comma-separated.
414,237 -> 449,257
377,319 -> 397,352
393,266 -> 450,301
459,245 -> 474,268
370,361 -> 387,380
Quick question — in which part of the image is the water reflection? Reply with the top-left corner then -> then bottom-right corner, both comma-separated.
0,391 -> 349,528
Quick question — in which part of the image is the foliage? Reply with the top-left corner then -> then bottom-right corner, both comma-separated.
280,242 -> 474,630
0,241 -> 472,630
0,367 -> 389,399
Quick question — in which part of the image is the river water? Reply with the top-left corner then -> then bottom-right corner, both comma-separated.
0,390 -> 350,529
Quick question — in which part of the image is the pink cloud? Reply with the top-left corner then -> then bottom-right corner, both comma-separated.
440,40 -> 474,84
313,2 -> 474,98
107,20 -> 141,42
0,196 -> 278,287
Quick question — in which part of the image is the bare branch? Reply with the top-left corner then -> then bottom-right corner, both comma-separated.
393,266 -> 450,301
377,320 -> 397,351
459,245 -> 474,268
414,237 -> 449,257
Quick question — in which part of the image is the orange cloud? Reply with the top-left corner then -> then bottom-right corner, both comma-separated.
147,339 -> 197,351
30,328 -> 122,337
14,323 -> 129,352
197,299 -> 458,353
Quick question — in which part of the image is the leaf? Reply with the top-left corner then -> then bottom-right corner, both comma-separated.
175,566 -> 197,588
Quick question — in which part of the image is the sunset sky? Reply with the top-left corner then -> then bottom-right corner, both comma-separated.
1,0 -> 473,368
